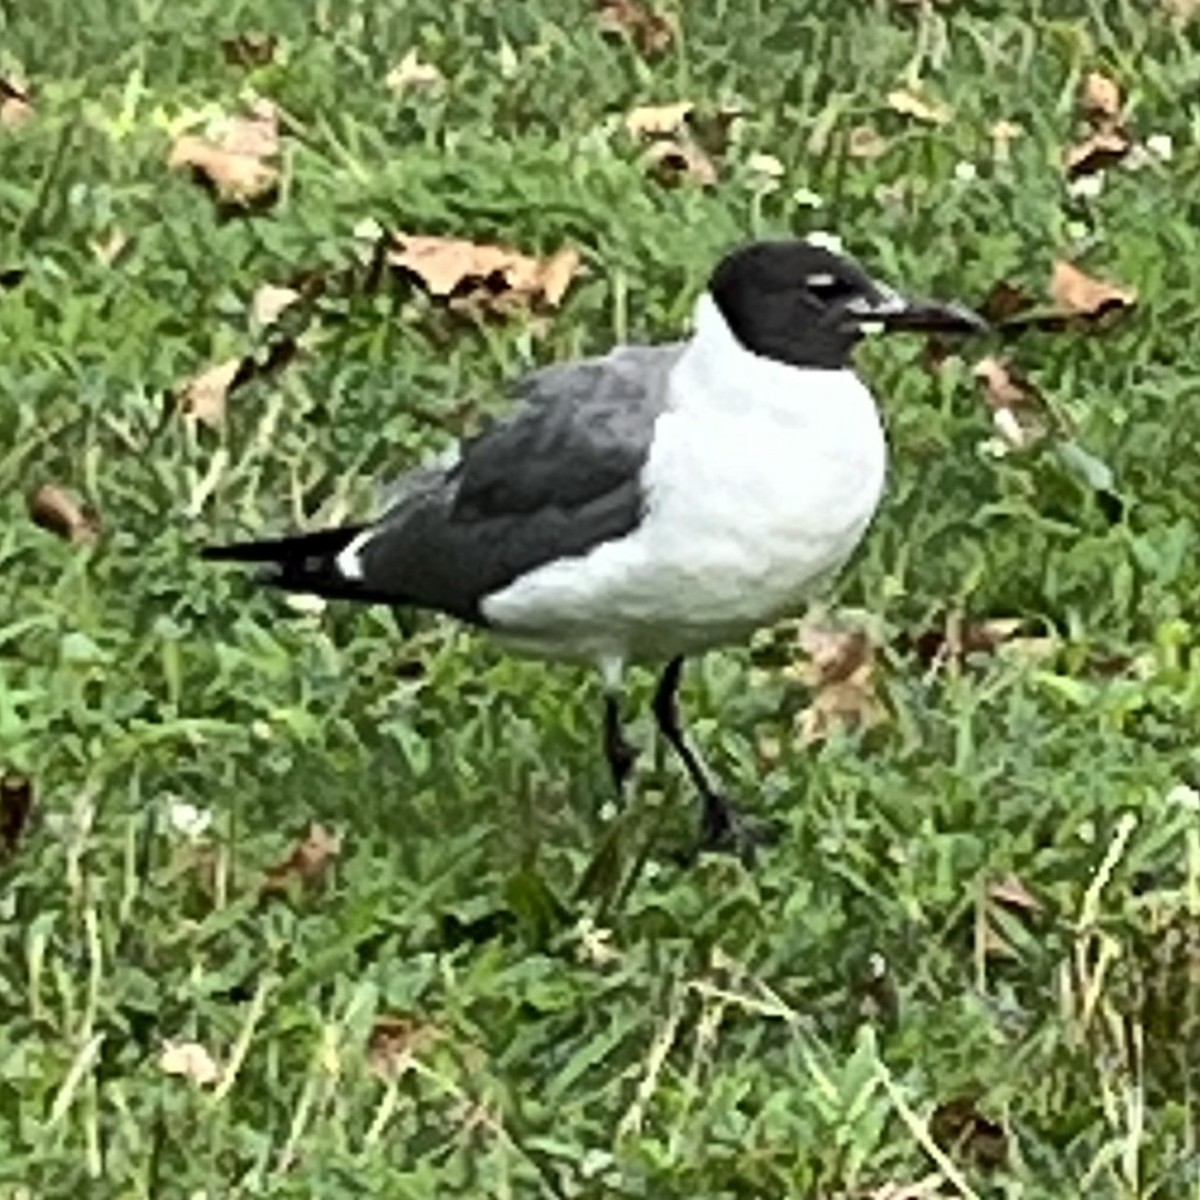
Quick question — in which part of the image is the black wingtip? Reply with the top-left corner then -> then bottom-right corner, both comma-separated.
199,542 -> 261,563
199,525 -> 376,601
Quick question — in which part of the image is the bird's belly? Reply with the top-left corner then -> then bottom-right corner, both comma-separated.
483,410 -> 886,664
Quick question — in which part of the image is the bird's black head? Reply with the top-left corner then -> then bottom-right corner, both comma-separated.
708,239 -> 987,369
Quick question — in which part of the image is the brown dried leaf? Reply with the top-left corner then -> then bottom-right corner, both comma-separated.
168,98 -> 280,207
988,873 -> 1044,913
1064,127 -> 1131,178
625,100 -> 693,138
973,358 -> 1047,449
367,1014 -> 442,1079
886,86 -> 951,125
159,1039 -> 220,1087
642,138 -> 717,187
0,78 -> 33,128
262,822 -> 342,895
798,680 -> 885,745
907,615 -> 1058,670
251,283 -> 301,327
387,233 -> 579,313
538,247 -> 581,308
796,622 -> 875,686
386,49 -> 445,93
847,123 -> 889,159
1050,260 -> 1137,318
979,279 -> 1037,324
0,774 -> 34,856
794,620 -> 885,745
595,0 -> 675,57
973,356 -> 1034,410
221,32 -> 278,67
1082,70 -> 1122,123
178,358 -> 242,429
908,614 -> 1021,666
176,338 -> 299,428
929,1096 -> 1009,1168
27,484 -> 100,545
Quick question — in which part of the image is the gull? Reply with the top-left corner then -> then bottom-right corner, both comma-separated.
203,238 -> 985,856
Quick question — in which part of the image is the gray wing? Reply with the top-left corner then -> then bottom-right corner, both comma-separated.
355,343 -> 682,623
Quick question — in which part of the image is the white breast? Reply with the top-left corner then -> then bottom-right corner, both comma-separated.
483,296 -> 888,664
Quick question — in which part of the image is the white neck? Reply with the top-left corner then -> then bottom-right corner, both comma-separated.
670,293 -> 876,426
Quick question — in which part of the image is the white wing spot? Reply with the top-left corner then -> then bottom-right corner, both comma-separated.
335,528 -> 375,581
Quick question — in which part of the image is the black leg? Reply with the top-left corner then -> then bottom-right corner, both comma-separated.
652,656 -> 766,862
603,693 -> 637,797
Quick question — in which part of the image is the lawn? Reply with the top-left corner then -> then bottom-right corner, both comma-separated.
3,0 -> 1200,1195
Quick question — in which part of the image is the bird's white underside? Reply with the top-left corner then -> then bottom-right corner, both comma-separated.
481,294 -> 888,670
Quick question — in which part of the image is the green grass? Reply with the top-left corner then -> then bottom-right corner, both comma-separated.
4,0 -> 1200,1195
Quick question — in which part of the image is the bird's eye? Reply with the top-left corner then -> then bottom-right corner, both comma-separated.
804,272 -> 854,301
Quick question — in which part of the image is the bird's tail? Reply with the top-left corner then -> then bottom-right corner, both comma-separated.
201,525 -> 371,601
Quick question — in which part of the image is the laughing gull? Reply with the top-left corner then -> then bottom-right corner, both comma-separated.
203,239 -> 985,855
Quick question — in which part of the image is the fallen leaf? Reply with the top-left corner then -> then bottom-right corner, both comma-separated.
973,357 -> 1047,450
595,0 -> 675,57
1050,260 -> 1136,319
930,1096 -> 1008,1168
168,97 -> 281,208
386,49 -> 445,93
538,247 -> 581,307
177,358 -> 242,429
0,77 -> 33,128
907,615 -> 1020,666
387,233 -> 580,314
795,621 -> 875,687
27,484 -> 100,544
793,619 -> 885,745
642,138 -> 717,187
262,822 -> 342,896
0,774 -> 34,855
221,32 -> 278,67
159,1039 -> 220,1087
1064,128 -> 1131,178
176,337 -> 300,428
905,615 -> 1057,670
847,123 -> 889,159
988,873 -> 1043,912
250,283 -> 301,327
973,356 -> 1035,411
367,1014 -> 442,1079
625,100 -> 693,138
1064,70 -> 1131,178
1082,70 -> 1122,123
979,279 -> 1037,324
886,86 -> 951,125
